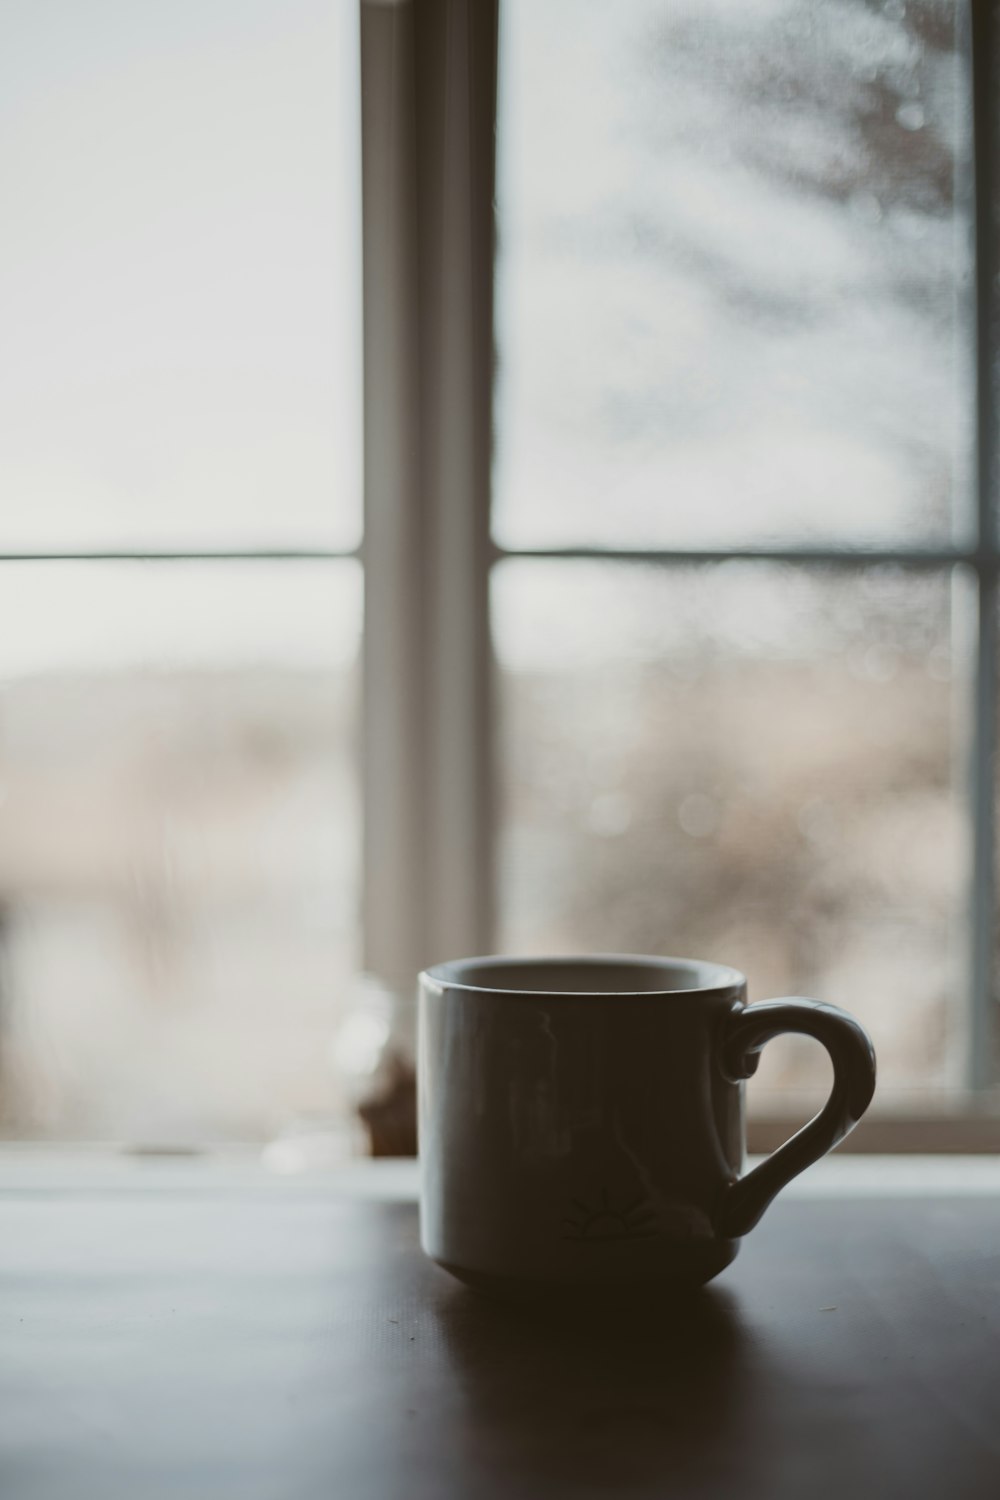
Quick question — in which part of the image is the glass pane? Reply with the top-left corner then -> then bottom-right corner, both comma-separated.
0,561 -> 360,1141
494,0 -> 972,550
495,561 -> 968,1108
0,1 -> 361,551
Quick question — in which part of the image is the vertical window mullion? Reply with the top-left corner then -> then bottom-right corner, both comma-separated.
970,565 -> 998,1090
968,0 -> 998,1091
360,0 -> 498,994
360,0 -> 426,996
415,0 -> 498,966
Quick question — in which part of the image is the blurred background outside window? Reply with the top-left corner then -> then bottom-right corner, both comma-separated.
493,0 -> 979,1116
0,0 -> 363,1143
0,0 -> 994,1146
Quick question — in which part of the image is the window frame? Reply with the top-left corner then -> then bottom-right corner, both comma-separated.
359,0 -> 1000,1147
5,1 -> 987,1146
360,0 -> 496,998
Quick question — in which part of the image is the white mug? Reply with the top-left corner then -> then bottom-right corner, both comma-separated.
418,954 -> 876,1302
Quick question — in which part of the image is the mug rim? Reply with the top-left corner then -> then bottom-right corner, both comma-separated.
421,952 -> 745,997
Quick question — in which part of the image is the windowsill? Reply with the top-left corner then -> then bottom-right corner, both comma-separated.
748,1112 -> 1000,1154
1,1145 -> 999,1200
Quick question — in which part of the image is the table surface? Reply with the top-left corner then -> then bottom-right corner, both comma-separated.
3,1154 -> 1000,1500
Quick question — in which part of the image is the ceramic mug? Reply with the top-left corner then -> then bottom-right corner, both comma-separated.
418,954 -> 876,1300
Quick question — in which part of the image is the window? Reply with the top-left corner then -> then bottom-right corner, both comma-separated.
2,0 -> 997,1148
363,0 -> 1000,1147
0,0 -> 362,1141
491,0 -> 986,1124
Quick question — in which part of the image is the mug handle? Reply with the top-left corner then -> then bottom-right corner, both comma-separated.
718,998 -> 877,1238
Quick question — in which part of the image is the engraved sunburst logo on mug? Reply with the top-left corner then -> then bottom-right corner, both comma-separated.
562,1189 -> 657,1243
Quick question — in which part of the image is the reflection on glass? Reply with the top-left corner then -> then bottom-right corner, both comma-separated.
494,0 -> 971,548
0,1 -> 361,550
0,562 -> 360,1141
495,561 -> 967,1105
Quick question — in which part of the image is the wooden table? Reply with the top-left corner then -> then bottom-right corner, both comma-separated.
2,1154 -> 1000,1498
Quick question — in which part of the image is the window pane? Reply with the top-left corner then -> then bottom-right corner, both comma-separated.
0,562 -> 360,1141
495,561 -> 968,1108
0,1 -> 361,551
494,0 -> 972,550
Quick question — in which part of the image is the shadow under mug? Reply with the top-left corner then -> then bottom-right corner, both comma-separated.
418,954 -> 876,1301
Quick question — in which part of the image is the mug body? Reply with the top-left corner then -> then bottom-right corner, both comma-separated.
418,954 -> 747,1299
